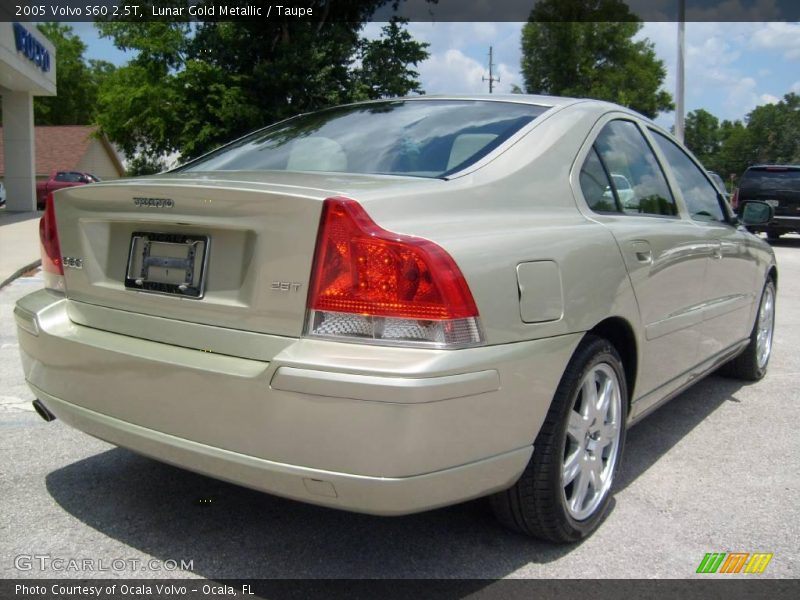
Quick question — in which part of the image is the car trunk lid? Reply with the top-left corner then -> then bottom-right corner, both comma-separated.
53,171 -> 438,358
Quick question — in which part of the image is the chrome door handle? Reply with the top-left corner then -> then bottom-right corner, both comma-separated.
630,240 -> 653,265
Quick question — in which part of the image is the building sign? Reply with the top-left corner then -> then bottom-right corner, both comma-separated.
13,23 -> 51,73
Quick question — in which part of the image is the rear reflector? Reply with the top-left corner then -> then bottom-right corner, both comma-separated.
39,192 -> 65,292
306,197 -> 483,348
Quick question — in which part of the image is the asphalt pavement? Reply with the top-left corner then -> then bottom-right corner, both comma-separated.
1,240 -> 798,579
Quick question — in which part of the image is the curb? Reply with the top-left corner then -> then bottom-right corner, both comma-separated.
0,259 -> 42,290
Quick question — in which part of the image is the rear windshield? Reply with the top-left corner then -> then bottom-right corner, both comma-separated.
179,100 -> 548,178
740,168 -> 800,192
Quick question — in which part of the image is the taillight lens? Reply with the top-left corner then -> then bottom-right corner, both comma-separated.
39,192 -> 65,292
306,197 -> 483,348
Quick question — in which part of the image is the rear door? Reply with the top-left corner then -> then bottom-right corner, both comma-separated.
648,129 -> 759,357
576,117 -> 711,400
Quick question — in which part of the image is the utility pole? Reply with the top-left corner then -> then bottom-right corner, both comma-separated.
675,0 -> 686,142
482,46 -> 500,94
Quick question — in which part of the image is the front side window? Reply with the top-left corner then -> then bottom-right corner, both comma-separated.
651,131 -> 725,222
180,100 -> 549,178
594,120 -> 677,217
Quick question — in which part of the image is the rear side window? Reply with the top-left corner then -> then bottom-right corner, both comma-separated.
580,148 -> 618,212
55,172 -> 82,182
181,100 -> 548,178
651,131 -> 725,223
594,120 -> 677,217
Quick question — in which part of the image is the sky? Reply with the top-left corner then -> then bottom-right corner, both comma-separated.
73,21 -> 800,129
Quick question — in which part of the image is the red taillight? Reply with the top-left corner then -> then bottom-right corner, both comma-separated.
39,192 -> 62,276
306,197 -> 483,348
731,188 -> 739,210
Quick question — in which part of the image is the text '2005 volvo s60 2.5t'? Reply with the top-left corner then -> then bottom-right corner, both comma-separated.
16,96 -> 777,542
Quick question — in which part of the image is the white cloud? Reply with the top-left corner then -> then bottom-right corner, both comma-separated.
758,94 -> 781,104
759,93 -> 780,104
750,22 -> 800,59
420,49 -> 485,94
416,48 -> 522,95
639,22 -> 795,122
401,23 -> 524,95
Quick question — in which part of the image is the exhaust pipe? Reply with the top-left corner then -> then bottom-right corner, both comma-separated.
32,399 -> 56,422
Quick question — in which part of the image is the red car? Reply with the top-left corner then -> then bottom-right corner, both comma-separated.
36,171 -> 100,209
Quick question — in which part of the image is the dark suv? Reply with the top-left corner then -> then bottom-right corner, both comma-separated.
734,165 -> 800,240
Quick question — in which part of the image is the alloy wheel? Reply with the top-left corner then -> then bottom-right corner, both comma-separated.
562,363 -> 622,521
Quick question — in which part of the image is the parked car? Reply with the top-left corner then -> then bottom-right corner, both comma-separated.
601,174 -> 636,209
707,170 -> 731,204
36,171 -> 100,209
16,96 -> 777,543
733,165 -> 800,240
0,181 -> 6,208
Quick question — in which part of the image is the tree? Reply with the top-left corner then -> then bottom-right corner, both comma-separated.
94,3 -> 430,163
684,109 -> 721,166
745,93 -> 800,165
716,120 -> 753,182
353,19 -> 429,99
520,0 -> 673,118
33,23 -> 115,125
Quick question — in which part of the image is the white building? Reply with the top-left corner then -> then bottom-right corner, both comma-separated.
0,20 -> 57,211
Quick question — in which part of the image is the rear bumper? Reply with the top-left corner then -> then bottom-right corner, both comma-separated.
15,289 -> 581,515
31,385 -> 532,516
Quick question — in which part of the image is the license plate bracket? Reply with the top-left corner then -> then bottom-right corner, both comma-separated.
125,232 -> 210,298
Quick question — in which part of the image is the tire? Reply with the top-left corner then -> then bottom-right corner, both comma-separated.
766,230 -> 782,242
718,279 -> 776,381
491,335 -> 628,542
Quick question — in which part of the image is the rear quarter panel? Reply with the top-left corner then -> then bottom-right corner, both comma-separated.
358,103 -> 642,347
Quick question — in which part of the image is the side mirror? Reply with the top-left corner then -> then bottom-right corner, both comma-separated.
741,201 -> 774,226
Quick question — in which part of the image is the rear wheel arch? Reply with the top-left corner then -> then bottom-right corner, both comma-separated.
584,317 -> 638,406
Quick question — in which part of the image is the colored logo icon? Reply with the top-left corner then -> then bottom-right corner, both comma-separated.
696,552 -> 773,574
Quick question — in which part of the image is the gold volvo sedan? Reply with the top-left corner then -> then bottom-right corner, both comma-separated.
16,96 -> 777,542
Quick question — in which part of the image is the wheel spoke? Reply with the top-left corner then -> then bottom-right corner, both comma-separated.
581,376 -> 598,418
568,410 -> 587,442
570,466 -> 591,513
563,450 -> 582,486
597,377 -> 613,417
587,460 -> 600,492
596,422 -> 617,449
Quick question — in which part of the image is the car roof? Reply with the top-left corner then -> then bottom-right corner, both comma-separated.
746,165 -> 800,170
336,93 -> 635,113
334,94 -> 648,126
397,93 -> 580,107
